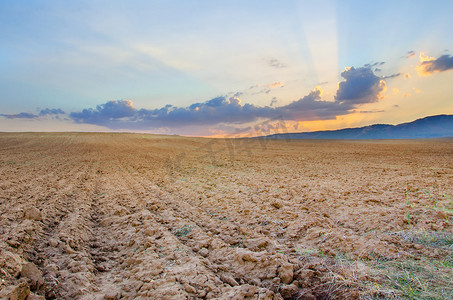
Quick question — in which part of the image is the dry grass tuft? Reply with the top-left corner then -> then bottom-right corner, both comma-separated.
396,229 -> 453,248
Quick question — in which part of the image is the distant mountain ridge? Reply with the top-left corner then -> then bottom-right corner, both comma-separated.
259,114 -> 453,139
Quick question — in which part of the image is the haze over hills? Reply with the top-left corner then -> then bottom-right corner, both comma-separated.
260,114 -> 453,139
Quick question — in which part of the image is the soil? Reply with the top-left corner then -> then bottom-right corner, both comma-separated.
0,133 -> 452,299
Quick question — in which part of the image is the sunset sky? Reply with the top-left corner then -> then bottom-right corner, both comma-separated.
1,0 -> 453,137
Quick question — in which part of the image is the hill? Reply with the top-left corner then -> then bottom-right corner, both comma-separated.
260,114 -> 453,139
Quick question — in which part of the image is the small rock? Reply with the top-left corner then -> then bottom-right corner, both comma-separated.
48,239 -> 59,248
243,238 -> 270,251
280,284 -> 298,298
23,207 -> 42,221
0,250 -> 23,277
27,293 -> 46,300
413,244 -> 423,250
220,274 -> 239,286
144,227 -> 157,236
271,202 -> 283,209
21,262 -> 44,291
0,281 -> 30,300
113,207 -> 129,216
183,283 -> 197,294
278,263 -> 294,284
198,248 -> 209,257
125,258 -> 135,266
296,269 -> 315,281
64,245 -> 76,254
436,210 -> 448,219
96,264 -> 107,272
6,238 -> 20,248
103,290 -> 119,300
232,284 -> 257,297
297,290 -> 316,300
236,249 -> 258,262
148,204 -> 159,211
66,238 -> 77,250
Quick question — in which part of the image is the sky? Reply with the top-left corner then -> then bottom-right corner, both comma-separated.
1,0 -> 453,137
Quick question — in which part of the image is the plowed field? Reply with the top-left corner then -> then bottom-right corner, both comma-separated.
1,133 -> 452,299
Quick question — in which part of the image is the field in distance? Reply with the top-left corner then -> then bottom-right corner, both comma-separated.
0,132 -> 452,299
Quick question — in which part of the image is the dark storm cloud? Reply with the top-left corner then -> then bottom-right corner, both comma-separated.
335,66 -> 386,104
418,54 -> 453,75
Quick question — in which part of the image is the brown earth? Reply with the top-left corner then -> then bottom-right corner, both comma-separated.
0,132 -> 452,299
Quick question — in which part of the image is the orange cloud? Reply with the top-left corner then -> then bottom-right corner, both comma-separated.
315,86 -> 324,95
416,52 -> 453,75
377,80 -> 387,100
266,82 -> 285,88
416,52 -> 436,76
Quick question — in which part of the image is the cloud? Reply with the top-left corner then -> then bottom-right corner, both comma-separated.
405,50 -> 415,59
267,58 -> 286,69
383,73 -> 401,79
0,107 -> 66,120
70,100 -> 135,125
70,87 -> 355,130
67,65 -> 393,130
365,62 -> 385,68
270,97 -> 278,107
71,98 -> 263,128
279,88 -> 353,120
335,66 -> 387,104
266,81 -> 285,88
248,81 -> 285,95
39,108 -> 65,116
7,64 -> 393,132
0,112 -> 38,119
417,53 -> 453,75
358,110 -> 385,114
